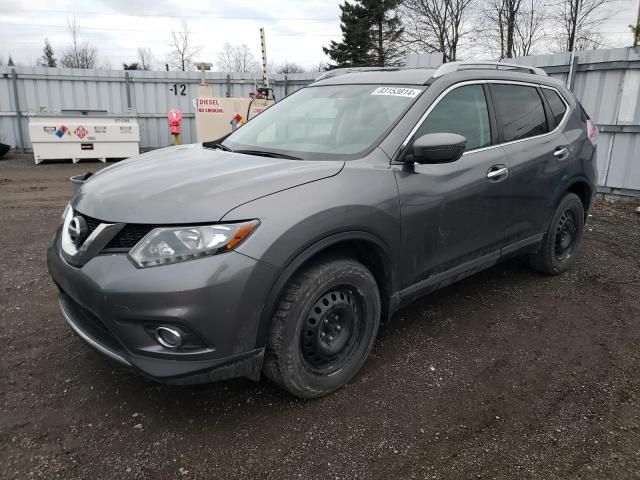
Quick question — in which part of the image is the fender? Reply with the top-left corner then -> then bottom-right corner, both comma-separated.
548,174 -> 595,227
253,230 -> 396,349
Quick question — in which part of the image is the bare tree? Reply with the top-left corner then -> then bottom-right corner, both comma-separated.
60,16 -> 97,69
481,0 -> 549,58
137,47 -> 153,70
513,0 -> 547,56
215,42 -> 235,72
480,0 -> 525,59
277,62 -> 305,74
169,21 -> 202,71
310,61 -> 330,72
401,0 -> 475,62
215,43 -> 260,72
555,0 -> 612,52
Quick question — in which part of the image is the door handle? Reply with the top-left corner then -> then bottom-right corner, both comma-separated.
486,165 -> 509,181
553,147 -> 569,160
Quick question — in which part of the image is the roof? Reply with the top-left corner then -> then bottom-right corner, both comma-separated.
312,68 -> 436,86
311,62 -> 552,87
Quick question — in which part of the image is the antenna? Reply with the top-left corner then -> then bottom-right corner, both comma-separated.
260,27 -> 269,89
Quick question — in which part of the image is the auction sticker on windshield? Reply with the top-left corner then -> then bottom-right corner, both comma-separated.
371,87 -> 421,98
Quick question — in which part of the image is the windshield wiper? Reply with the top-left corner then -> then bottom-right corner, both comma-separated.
202,141 -> 233,152
235,149 -> 303,160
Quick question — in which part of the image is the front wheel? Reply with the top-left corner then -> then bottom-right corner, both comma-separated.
529,192 -> 585,275
263,257 -> 381,398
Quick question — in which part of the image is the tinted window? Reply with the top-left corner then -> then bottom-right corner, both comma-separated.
542,89 -> 567,126
491,84 -> 548,142
413,84 -> 491,151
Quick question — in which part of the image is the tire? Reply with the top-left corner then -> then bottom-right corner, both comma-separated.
529,192 -> 584,275
263,256 -> 381,398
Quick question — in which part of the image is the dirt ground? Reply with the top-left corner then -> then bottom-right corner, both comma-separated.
1,152 -> 639,480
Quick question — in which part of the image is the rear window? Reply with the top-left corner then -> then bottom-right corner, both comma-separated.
490,84 -> 548,142
542,89 -> 567,126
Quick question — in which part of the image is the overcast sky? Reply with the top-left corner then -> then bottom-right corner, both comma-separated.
0,0 -> 637,70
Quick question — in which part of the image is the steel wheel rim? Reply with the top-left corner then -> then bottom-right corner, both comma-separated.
555,209 -> 577,262
300,287 -> 365,375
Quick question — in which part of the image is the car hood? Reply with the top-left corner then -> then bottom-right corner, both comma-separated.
72,144 -> 344,224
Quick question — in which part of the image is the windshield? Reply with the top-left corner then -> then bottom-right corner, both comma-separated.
222,84 -> 424,160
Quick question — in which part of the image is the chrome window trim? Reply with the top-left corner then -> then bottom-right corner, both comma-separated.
398,79 -> 571,160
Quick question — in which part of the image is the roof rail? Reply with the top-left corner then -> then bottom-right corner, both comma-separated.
314,66 -> 405,82
432,61 -> 547,78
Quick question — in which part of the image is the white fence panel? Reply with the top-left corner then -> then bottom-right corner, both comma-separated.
0,66 -> 318,150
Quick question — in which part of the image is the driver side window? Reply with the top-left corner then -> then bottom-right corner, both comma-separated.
413,84 -> 491,151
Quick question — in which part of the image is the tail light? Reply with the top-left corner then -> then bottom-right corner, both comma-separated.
587,119 -> 599,142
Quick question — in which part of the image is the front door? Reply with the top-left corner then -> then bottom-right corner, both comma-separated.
393,82 -> 511,291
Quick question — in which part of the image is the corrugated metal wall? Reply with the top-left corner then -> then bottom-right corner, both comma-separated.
512,47 -> 640,195
0,67 -> 317,150
2,49 -> 639,195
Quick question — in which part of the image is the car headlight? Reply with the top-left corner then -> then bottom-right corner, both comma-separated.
129,220 -> 259,268
61,203 -> 71,224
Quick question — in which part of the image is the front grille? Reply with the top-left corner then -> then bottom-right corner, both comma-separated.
82,214 -> 102,236
104,225 -> 154,251
74,210 -> 153,253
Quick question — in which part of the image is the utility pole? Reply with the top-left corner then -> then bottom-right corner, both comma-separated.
260,27 -> 269,88
633,0 -> 640,47
567,0 -> 583,90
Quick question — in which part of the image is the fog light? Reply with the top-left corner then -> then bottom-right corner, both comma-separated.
155,326 -> 182,349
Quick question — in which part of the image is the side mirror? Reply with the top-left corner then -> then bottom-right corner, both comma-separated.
410,133 -> 467,164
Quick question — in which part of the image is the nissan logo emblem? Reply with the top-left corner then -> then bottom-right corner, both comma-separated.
68,216 -> 89,246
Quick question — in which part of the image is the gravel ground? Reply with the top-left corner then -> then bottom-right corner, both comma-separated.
1,153 -> 640,480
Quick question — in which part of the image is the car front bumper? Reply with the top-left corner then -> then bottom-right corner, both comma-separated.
47,230 -> 279,383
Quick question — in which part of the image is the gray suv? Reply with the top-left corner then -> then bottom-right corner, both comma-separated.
47,62 -> 598,398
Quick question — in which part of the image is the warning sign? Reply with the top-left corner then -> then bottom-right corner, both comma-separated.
197,98 -> 225,114
195,96 -> 273,141
55,125 -> 68,138
74,126 -> 88,139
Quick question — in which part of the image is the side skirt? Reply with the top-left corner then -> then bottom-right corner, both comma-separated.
390,233 -> 544,314
394,251 -> 500,311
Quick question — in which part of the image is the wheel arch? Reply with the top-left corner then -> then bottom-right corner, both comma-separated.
565,179 -> 593,217
254,231 -> 396,349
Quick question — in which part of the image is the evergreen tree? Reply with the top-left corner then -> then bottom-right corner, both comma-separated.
368,0 -> 404,66
7,55 -> 14,66
41,39 -> 57,67
323,1 -> 372,68
323,0 -> 404,68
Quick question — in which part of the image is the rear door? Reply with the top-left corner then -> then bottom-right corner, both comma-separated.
394,82 -> 511,290
488,82 -> 571,250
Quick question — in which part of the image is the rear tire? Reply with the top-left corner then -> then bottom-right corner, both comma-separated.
529,193 -> 584,275
263,257 -> 381,398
